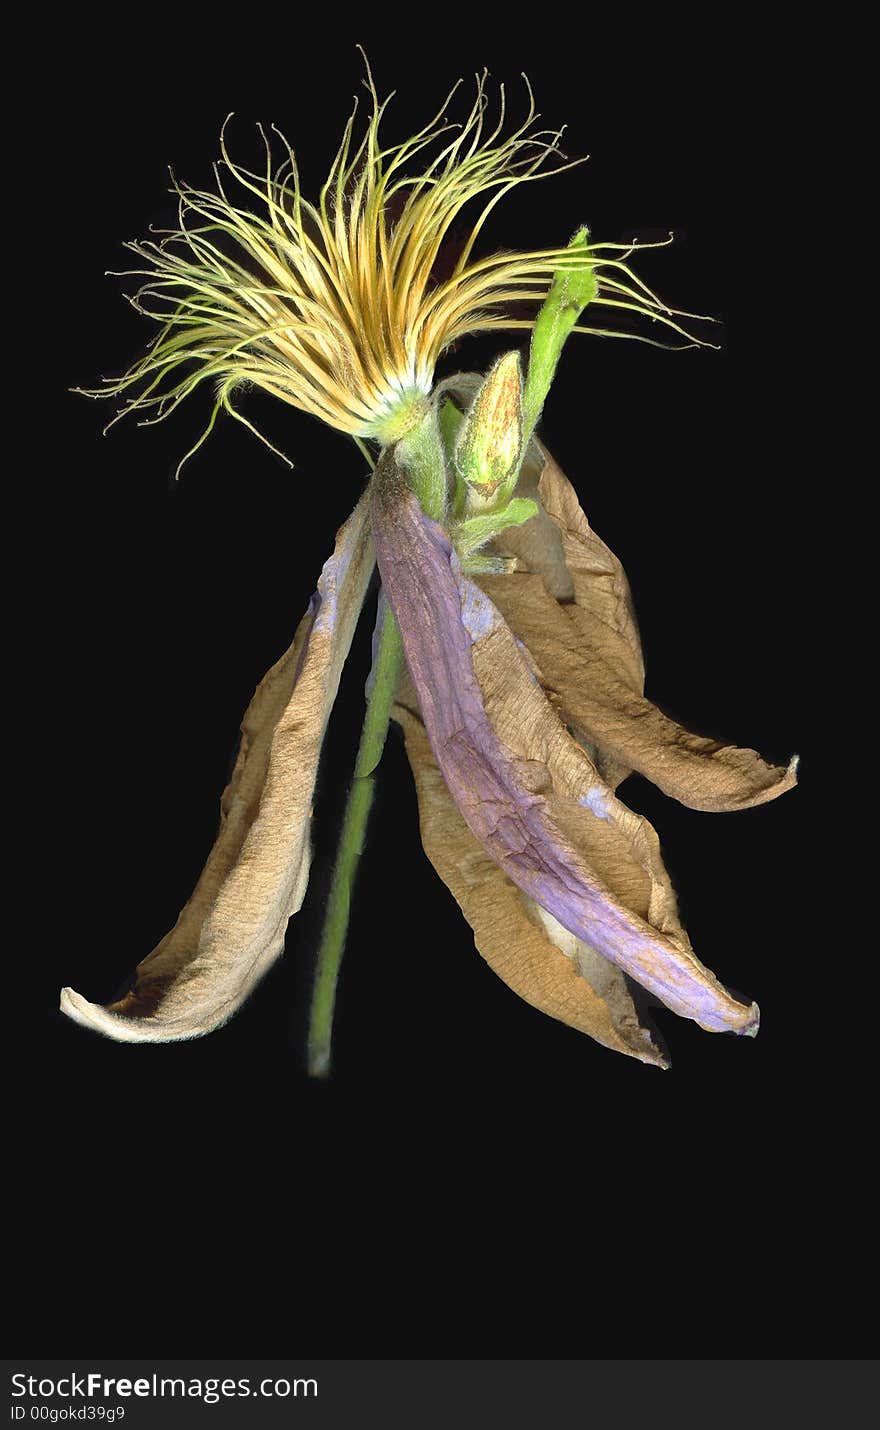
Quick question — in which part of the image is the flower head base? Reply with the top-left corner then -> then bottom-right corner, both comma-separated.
84,62 -> 710,475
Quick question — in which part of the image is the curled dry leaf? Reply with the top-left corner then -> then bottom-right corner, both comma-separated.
60,496 -> 375,1042
491,444 -> 797,811
374,448 -> 759,1041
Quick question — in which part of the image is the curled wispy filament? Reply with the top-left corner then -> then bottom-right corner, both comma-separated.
84,59 -> 711,473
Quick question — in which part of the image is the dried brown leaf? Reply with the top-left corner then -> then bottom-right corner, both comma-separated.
491,446 -> 797,811
60,496 -> 375,1041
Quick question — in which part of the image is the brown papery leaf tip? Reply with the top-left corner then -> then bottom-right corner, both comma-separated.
59,988 -> 151,1043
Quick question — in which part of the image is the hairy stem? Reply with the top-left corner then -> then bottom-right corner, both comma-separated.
395,406 -> 448,520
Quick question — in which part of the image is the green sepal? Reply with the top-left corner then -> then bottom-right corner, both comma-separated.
459,554 -> 517,576
454,497 -> 538,559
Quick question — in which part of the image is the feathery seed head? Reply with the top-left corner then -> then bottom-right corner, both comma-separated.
84,58 -> 708,475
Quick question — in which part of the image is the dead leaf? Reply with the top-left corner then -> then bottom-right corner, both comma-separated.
60,495 -> 375,1041
490,445 -> 797,811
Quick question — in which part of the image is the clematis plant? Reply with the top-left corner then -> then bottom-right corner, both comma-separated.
62,61 -> 797,1071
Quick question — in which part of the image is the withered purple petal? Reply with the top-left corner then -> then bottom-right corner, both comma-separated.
373,450 -> 757,1035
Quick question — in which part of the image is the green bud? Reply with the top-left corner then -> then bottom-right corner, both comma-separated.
455,352 -> 523,507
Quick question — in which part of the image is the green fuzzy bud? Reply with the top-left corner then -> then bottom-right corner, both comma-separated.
455,352 -> 523,508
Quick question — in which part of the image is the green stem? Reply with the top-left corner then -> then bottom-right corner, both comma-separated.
307,600 -> 404,1078
521,226 -> 597,454
395,408 -> 447,520
306,408 -> 445,1078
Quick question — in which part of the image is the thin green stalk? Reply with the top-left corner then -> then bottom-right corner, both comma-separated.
307,600 -> 404,1078
521,226 -> 597,452
307,409 -> 446,1077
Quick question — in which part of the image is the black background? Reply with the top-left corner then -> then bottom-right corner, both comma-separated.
15,7 -> 845,1364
